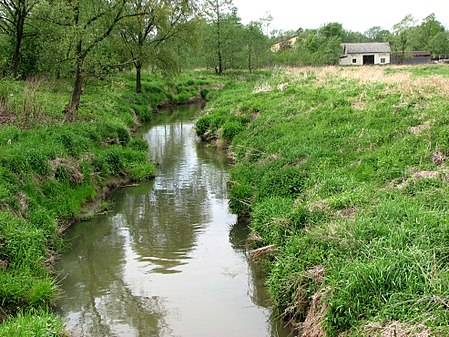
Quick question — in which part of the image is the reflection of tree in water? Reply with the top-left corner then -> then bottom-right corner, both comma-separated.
116,122 -> 232,272
57,215 -> 167,337
229,216 -> 251,251
195,139 -> 231,200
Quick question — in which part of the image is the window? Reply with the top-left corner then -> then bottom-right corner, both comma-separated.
352,58 -> 357,64
380,58 -> 386,64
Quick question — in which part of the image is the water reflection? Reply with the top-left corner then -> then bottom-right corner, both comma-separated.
56,106 -> 292,337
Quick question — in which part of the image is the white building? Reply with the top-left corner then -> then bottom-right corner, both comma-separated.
340,42 -> 391,66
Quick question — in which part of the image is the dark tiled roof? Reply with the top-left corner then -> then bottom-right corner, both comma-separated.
343,42 -> 391,54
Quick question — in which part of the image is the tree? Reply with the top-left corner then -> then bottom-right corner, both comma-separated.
244,21 -> 268,73
320,22 -> 344,40
204,0 -> 235,75
276,26 -> 342,67
46,0 -> 130,121
429,31 -> 449,57
119,0 -> 199,93
260,11 -> 272,37
391,14 -> 417,64
0,0 -> 40,77
343,30 -> 369,43
365,26 -> 390,42
410,13 -> 445,51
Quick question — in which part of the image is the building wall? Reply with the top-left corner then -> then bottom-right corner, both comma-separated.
271,36 -> 299,53
340,53 -> 391,66
390,56 -> 431,65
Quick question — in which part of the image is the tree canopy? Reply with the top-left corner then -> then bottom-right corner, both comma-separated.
0,1 -> 448,117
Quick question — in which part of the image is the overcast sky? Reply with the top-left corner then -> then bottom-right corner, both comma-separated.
232,0 -> 449,34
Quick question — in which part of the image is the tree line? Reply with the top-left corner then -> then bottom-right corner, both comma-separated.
1,0 -> 448,119
272,14 -> 449,66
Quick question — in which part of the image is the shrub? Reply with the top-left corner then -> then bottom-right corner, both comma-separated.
173,93 -> 191,104
195,115 -> 213,136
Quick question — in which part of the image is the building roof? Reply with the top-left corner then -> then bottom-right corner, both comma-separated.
343,42 -> 391,54
409,51 -> 431,57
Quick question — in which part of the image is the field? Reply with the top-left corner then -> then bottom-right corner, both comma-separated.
196,64 -> 449,336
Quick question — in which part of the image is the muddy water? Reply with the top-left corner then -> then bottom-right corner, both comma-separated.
56,105 -> 292,337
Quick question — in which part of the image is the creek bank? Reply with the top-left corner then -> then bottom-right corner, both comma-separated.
195,65 -> 449,336
0,72 -> 225,335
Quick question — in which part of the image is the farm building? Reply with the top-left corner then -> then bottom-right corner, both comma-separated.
271,35 -> 299,53
391,51 -> 431,65
340,42 -> 391,66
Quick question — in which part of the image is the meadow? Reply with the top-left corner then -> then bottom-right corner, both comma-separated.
196,65 -> 449,336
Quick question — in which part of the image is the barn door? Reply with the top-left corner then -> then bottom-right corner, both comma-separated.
363,55 -> 375,65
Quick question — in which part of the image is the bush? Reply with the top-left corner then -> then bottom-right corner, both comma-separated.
195,115 -> 212,136
128,138 -> 148,152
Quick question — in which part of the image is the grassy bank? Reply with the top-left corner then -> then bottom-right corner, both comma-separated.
0,71 -> 219,335
196,65 -> 449,336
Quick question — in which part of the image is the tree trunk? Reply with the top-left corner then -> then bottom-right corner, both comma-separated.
135,61 -> 142,93
64,41 -> 83,122
64,61 -> 83,122
216,8 -> 223,75
217,46 -> 223,75
248,45 -> 253,74
11,12 -> 25,78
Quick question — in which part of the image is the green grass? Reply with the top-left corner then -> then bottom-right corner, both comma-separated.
0,309 -> 65,337
196,64 -> 449,335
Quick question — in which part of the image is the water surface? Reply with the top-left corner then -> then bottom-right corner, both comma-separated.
56,105 -> 291,337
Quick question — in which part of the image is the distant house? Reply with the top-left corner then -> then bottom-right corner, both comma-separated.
271,35 -> 299,53
340,42 -> 391,66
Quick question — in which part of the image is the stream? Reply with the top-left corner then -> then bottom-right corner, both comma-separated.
56,104 -> 292,337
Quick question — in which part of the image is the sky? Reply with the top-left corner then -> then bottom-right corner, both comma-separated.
232,0 -> 449,34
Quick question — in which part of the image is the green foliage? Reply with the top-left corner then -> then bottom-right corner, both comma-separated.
221,120 -> 244,141
173,93 -> 191,104
128,138 -> 149,152
258,166 -> 306,199
0,309 -> 64,337
125,162 -> 156,181
272,23 -> 345,67
250,197 -> 294,246
429,31 -> 449,56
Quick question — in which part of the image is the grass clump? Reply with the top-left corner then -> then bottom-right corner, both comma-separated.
196,64 -> 449,335
0,309 -> 65,337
